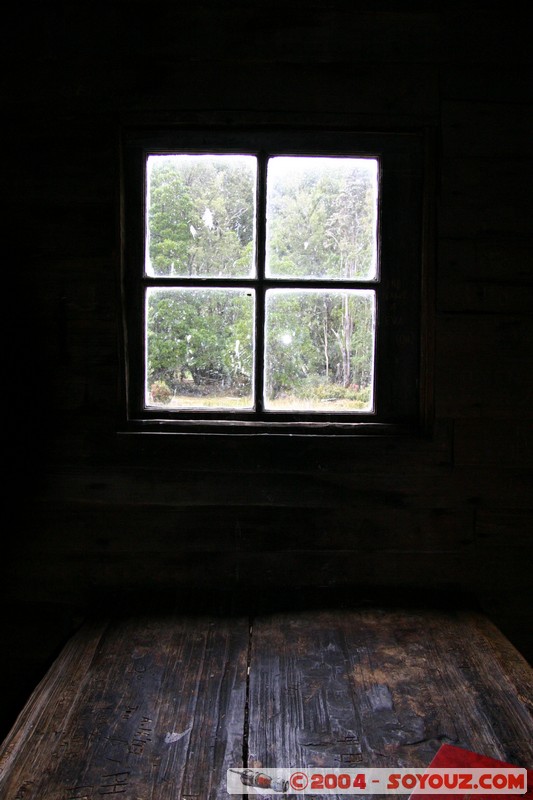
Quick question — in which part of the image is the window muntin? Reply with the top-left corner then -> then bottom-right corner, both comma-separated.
121,128 -> 425,432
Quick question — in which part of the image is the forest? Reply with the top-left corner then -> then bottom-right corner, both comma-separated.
145,154 -> 378,412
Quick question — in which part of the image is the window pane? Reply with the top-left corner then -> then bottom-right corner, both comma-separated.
146,288 -> 255,409
146,155 -> 256,278
264,289 -> 375,412
266,157 -> 378,280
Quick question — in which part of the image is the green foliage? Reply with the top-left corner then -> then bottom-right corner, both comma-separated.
267,157 -> 377,280
265,290 -> 375,401
147,163 -> 194,275
145,154 -> 378,408
147,289 -> 253,397
147,155 -> 255,277
308,381 -> 358,401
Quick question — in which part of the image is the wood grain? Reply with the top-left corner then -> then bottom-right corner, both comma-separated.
247,607 -> 533,783
1,608 -> 532,798
0,615 -> 248,800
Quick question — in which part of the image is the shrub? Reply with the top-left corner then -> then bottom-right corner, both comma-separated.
356,385 -> 371,404
294,378 -> 371,405
150,380 -> 172,404
312,382 -> 358,401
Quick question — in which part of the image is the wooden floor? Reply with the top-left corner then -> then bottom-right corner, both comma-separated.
0,606 -> 532,798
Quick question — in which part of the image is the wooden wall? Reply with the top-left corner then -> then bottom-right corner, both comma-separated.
2,2 -> 532,739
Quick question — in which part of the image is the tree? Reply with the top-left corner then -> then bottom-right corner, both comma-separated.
145,154 -> 377,406
146,155 -> 256,401
147,155 -> 256,277
265,158 -> 377,392
147,162 -> 195,276
147,289 -> 253,397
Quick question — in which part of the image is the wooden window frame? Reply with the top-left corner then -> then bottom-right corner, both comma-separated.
120,127 -> 433,436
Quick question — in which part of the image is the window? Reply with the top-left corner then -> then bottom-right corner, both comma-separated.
121,129 -> 428,434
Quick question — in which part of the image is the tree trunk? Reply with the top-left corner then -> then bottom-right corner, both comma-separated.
342,293 -> 353,387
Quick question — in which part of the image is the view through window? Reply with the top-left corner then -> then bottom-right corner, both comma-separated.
144,153 -> 379,414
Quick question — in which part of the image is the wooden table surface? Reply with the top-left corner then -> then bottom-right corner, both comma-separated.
0,607 -> 532,799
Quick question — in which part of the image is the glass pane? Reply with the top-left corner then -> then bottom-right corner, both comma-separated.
146,288 -> 255,409
146,155 -> 256,277
266,156 -> 378,280
264,289 -> 375,412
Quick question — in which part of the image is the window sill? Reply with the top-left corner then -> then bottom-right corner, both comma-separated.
118,417 -> 424,438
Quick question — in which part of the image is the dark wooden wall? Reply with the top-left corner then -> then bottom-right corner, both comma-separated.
2,2 -> 532,740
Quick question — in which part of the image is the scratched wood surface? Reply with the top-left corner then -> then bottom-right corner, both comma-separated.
247,607 -> 533,784
0,614 -> 248,800
1,608 -> 532,800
